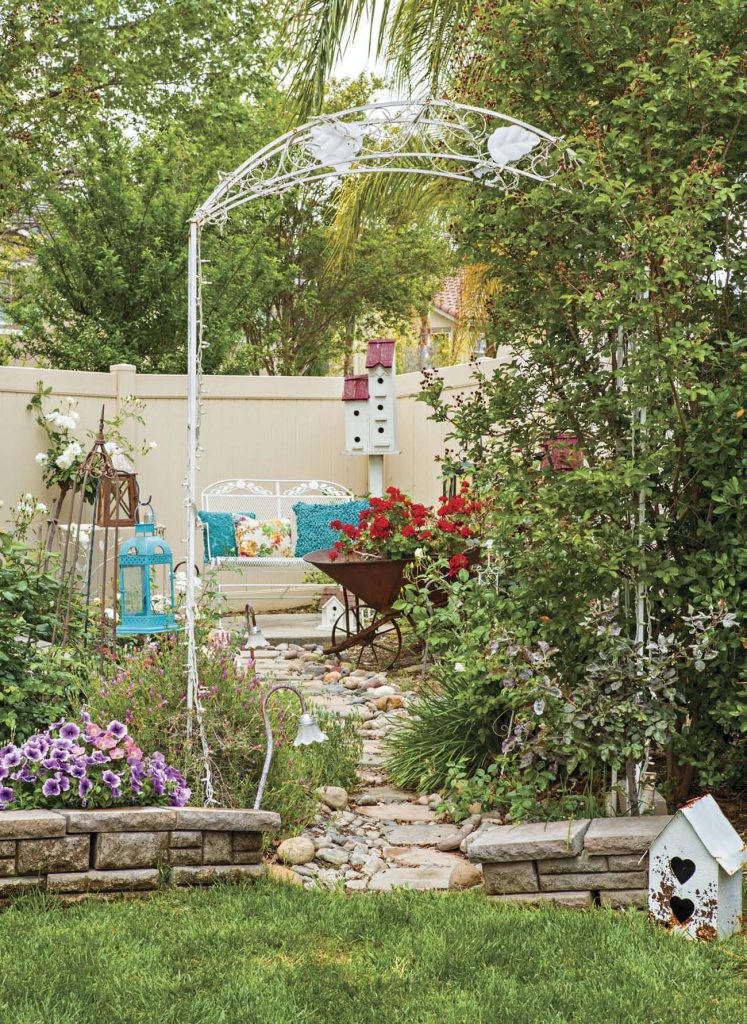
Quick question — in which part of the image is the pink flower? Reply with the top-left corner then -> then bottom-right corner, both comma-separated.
109,747 -> 126,760
94,733 -> 117,751
85,723 -> 104,740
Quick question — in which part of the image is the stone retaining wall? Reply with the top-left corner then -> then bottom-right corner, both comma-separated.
466,816 -> 671,908
0,807 -> 279,901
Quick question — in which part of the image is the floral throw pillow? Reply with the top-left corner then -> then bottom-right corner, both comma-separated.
234,517 -> 293,558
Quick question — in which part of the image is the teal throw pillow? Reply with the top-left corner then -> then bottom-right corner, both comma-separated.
198,511 -> 254,560
293,500 -> 369,557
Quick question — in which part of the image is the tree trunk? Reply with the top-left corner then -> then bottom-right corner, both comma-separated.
419,314 -> 432,370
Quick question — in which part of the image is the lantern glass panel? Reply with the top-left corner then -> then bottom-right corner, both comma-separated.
122,565 -> 146,616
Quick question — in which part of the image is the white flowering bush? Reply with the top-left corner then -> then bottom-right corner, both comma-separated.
27,382 -> 156,507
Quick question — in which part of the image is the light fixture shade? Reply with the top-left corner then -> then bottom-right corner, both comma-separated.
487,125 -> 539,167
293,713 -> 328,747
309,121 -> 364,170
247,626 -> 269,648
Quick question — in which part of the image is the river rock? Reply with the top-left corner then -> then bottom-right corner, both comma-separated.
316,846 -> 350,867
315,786 -> 349,811
267,864 -> 303,886
277,836 -> 316,865
448,862 -> 483,890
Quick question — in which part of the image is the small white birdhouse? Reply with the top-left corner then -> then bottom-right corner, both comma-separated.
648,793 -> 744,940
318,592 -> 345,630
343,374 -> 370,453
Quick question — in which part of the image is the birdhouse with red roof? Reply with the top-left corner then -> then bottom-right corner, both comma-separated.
342,338 -> 398,455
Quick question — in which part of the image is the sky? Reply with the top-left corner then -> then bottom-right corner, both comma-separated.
333,12 -> 388,81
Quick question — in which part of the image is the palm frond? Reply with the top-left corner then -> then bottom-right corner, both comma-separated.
283,0 -> 474,115
325,166 -> 453,273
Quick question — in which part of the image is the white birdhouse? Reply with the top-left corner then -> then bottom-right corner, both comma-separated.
342,374 -> 370,453
648,794 -> 744,940
342,338 -> 399,456
365,338 -> 398,454
318,593 -> 345,630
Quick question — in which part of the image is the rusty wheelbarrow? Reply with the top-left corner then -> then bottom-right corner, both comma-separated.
303,549 -> 412,670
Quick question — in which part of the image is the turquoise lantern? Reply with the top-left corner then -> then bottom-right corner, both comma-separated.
117,503 -> 179,636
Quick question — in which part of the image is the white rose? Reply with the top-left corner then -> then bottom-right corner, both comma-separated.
104,441 -> 122,456
55,414 -> 77,431
36,502 -> 48,513
148,441 -> 157,450
24,493 -> 33,500
35,452 -> 48,466
454,662 -> 465,673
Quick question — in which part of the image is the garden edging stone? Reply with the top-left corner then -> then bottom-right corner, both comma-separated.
0,805 -> 278,896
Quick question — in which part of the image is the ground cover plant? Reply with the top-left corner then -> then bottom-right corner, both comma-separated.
0,714 -> 189,810
0,883 -> 744,1024
88,636 -> 361,833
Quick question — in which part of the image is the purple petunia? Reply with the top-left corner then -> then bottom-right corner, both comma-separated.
0,715 -> 191,813
101,770 -> 121,789
1,748 -> 21,769
107,721 -> 128,740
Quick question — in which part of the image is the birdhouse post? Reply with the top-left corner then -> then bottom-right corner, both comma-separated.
342,338 -> 399,496
648,794 -> 744,940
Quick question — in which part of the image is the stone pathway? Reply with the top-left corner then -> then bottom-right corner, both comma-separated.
240,641 -> 483,893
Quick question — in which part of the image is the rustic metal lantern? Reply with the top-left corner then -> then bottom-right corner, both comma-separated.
117,502 -> 178,636
97,451 -> 138,528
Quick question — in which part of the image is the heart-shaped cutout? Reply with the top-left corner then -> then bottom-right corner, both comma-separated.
670,857 -> 696,885
670,896 -> 695,924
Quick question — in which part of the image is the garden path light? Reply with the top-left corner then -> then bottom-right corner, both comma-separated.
254,684 -> 327,810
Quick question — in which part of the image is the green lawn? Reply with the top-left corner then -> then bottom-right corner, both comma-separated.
0,884 -> 744,1024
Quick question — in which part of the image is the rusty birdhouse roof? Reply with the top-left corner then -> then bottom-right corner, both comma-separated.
666,794 -> 746,876
365,338 -> 396,369
342,374 -> 369,401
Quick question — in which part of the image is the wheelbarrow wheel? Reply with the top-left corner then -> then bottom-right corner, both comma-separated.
331,611 -> 403,671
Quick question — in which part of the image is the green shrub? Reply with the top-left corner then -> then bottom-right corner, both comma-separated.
0,512 -> 90,741
88,636 -> 361,834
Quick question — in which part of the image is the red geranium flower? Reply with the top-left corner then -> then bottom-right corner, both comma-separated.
447,553 -> 469,577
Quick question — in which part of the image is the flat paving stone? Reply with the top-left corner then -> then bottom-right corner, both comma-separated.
382,846 -> 465,869
368,866 -> 452,891
355,786 -> 416,804
386,824 -> 462,847
357,803 -> 439,824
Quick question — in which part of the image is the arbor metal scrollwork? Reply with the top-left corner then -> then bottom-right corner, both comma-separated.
184,97 -> 561,773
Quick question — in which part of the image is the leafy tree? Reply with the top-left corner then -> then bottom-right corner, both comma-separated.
413,0 -> 747,801
10,78 -> 453,373
0,0 -> 273,225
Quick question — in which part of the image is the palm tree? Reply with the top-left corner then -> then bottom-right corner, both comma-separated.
284,1 -> 473,114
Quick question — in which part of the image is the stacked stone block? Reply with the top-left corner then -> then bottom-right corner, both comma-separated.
467,815 -> 671,908
0,807 -> 279,901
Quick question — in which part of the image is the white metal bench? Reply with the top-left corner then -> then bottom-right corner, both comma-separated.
200,478 -> 355,603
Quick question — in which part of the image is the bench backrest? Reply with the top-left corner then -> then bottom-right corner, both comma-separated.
201,480 -> 355,550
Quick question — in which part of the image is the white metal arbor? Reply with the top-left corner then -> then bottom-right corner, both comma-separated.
184,98 -> 561,784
